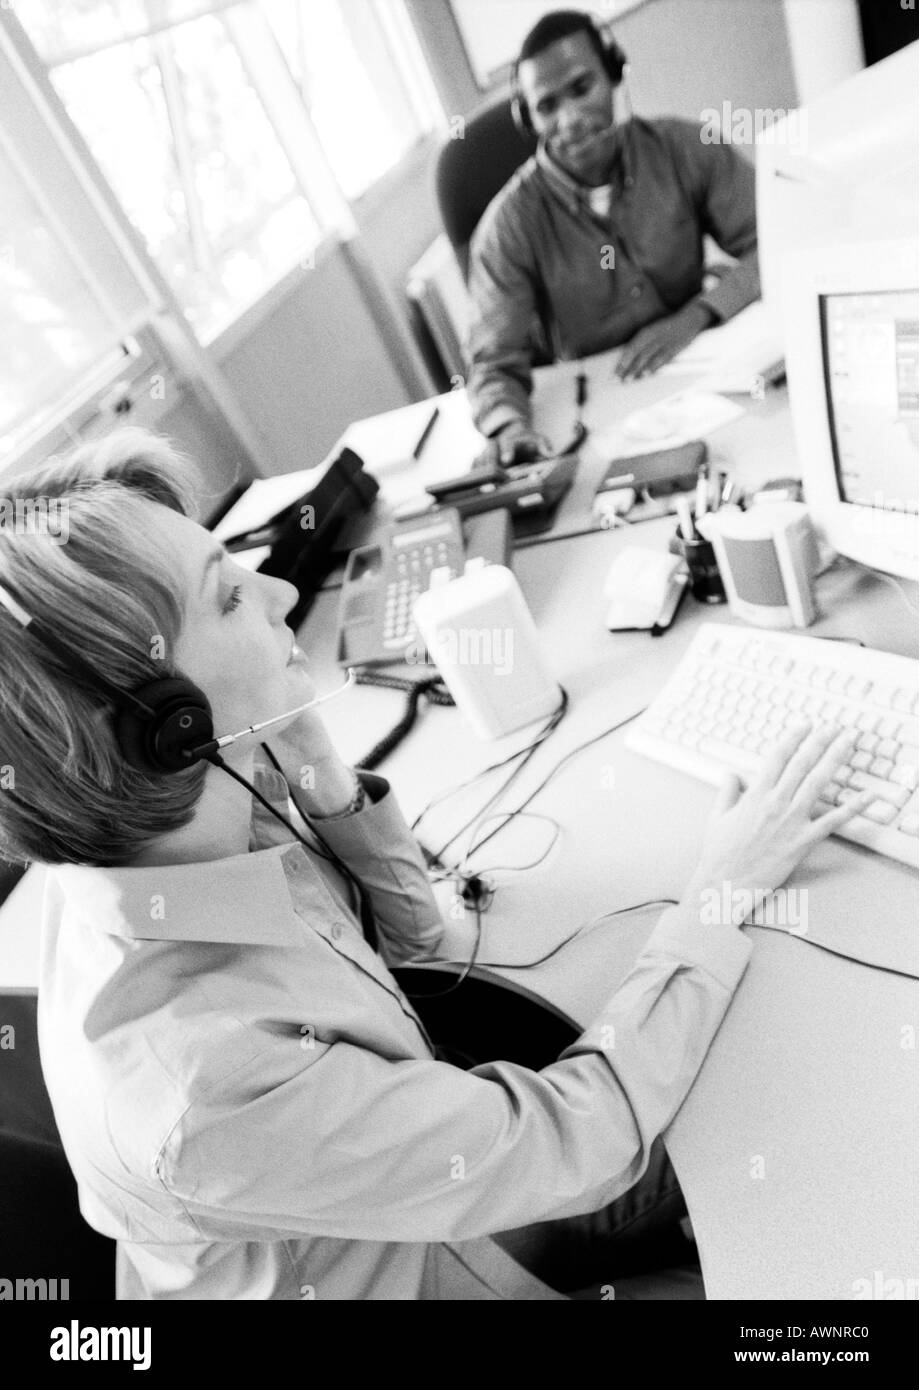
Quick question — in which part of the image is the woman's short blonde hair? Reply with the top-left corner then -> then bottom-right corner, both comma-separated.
0,428 -> 209,867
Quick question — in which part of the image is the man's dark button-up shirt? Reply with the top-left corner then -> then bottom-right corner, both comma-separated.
466,117 -> 760,436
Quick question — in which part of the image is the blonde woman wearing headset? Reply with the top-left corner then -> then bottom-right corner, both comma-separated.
0,430 -> 868,1300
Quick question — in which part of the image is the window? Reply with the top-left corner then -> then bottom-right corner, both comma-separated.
262,0 -> 443,200
13,0 -> 442,342
0,131 -> 128,449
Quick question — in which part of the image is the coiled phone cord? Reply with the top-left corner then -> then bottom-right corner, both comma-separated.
354,668 -> 454,770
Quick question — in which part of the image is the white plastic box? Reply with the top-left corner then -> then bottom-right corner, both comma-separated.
412,565 -> 561,739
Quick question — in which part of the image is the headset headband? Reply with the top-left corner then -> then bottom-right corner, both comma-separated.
510,13 -> 627,138
0,582 -> 158,719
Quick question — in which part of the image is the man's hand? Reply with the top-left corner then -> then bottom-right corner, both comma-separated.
615,302 -> 716,382
681,723 -> 872,926
491,419 -> 553,468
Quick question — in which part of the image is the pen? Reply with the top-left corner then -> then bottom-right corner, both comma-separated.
576,372 -> 588,415
713,468 -> 728,511
413,404 -> 440,460
695,463 -> 709,522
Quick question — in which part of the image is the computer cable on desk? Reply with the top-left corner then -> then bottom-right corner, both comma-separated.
409,702 -> 648,993
400,691 -> 571,997
460,704 -> 645,864
442,897 -> 680,972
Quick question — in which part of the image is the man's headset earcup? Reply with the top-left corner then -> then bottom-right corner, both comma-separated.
510,88 -> 530,138
510,34 -> 628,136
605,40 -> 627,85
116,678 -> 214,774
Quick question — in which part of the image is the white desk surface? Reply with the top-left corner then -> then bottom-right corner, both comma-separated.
5,352 -> 919,1298
321,354 -> 919,1299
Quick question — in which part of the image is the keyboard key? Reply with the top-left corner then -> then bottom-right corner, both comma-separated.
864,800 -> 897,824
845,677 -> 872,699
870,757 -> 895,780
877,716 -> 901,740
857,711 -> 881,734
851,752 -> 873,771
876,739 -> 899,760
699,737 -> 760,772
891,764 -> 919,791
847,771 -> 909,807
897,814 -> 919,837
856,732 -> 879,754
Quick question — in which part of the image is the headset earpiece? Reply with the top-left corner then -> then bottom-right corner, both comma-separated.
116,677 -> 214,775
510,88 -> 529,138
510,20 -> 628,137
605,40 -> 627,86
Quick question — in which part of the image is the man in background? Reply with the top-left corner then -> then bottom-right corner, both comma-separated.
466,9 -> 760,464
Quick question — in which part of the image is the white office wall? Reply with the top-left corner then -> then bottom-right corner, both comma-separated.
214,242 -> 418,480
782,0 -> 864,103
451,0 -> 649,85
452,0 -> 798,117
608,0 -> 798,121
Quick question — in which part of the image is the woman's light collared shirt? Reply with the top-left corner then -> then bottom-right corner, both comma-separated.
38,759 -> 750,1299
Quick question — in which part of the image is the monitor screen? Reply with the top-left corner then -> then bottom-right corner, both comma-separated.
821,290 -> 919,512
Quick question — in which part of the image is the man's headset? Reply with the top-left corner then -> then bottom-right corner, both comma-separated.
510,15 -> 629,138
0,582 -> 354,775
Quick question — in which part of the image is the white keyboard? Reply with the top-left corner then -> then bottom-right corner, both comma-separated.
626,623 -> 919,871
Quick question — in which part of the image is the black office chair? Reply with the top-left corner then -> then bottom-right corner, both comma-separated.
391,964 -> 580,1069
0,994 -> 116,1299
0,860 -> 25,910
435,93 -> 538,283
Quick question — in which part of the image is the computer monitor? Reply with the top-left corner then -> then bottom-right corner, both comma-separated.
756,39 -> 919,315
783,238 -> 919,581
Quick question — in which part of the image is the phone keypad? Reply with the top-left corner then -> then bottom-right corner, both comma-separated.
382,540 -> 456,648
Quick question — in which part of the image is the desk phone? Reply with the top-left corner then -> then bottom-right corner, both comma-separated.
336,508 -> 512,667
336,509 -> 465,666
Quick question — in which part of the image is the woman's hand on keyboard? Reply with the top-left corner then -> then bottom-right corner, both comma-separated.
683,723 -> 873,926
